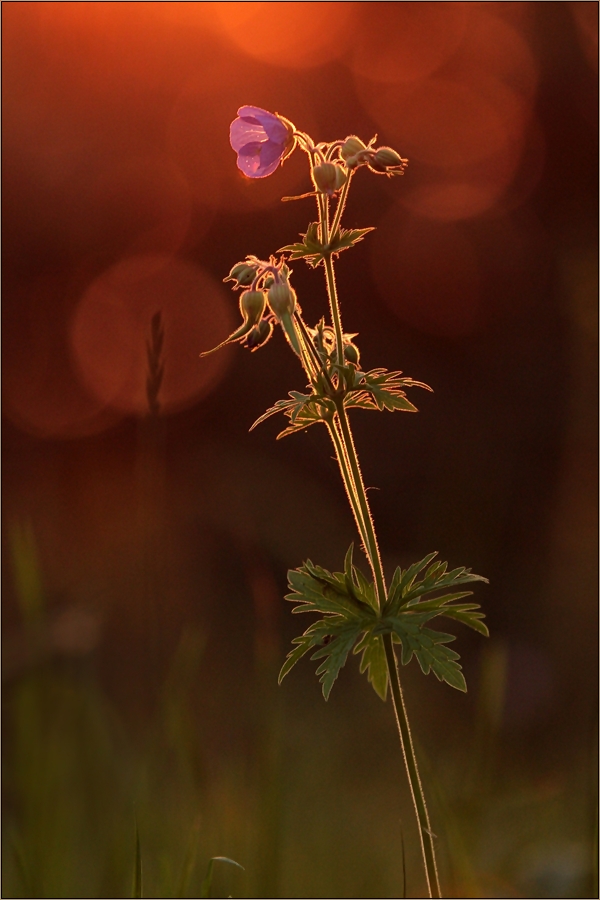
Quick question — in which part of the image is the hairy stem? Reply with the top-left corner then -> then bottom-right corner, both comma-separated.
384,633 -> 442,899
330,173 -> 352,240
316,192 -> 442,897
326,419 -> 371,559
333,400 -> 387,611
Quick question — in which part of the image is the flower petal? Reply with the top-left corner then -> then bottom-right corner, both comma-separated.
230,117 -> 268,153
231,107 -> 296,178
236,140 -> 284,178
236,106 -> 291,145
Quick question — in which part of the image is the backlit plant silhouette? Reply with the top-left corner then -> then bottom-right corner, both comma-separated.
203,106 -> 489,899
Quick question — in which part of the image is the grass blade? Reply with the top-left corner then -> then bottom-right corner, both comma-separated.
132,820 -> 142,899
200,857 -> 244,899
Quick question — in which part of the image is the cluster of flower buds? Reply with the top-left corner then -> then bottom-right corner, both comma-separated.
340,136 -> 408,177
201,257 -> 301,357
311,319 -> 361,367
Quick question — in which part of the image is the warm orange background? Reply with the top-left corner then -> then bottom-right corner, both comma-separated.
3,4 -> 597,898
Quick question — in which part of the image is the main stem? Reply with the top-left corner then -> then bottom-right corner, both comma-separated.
317,193 -> 441,897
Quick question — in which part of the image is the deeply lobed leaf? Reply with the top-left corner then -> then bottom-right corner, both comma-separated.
280,548 -> 487,699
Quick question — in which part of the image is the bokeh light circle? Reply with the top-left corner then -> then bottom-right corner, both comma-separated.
70,255 -> 235,416
212,2 -> 356,69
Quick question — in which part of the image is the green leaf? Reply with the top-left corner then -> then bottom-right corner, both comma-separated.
355,632 -> 388,700
279,222 -> 326,265
292,558 -> 377,617
345,368 -> 432,415
326,226 -> 375,255
250,391 -> 334,438
311,623 -> 363,700
278,632 -> 316,684
386,553 -> 438,611
279,224 -> 375,266
390,620 -> 467,692
280,551 -> 379,696
281,549 -> 486,698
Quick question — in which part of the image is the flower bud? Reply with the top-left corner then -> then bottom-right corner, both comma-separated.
267,281 -> 296,319
226,262 -> 257,286
244,319 -> 273,351
343,342 -> 360,366
240,289 -> 266,326
312,163 -> 346,195
369,147 -> 408,175
340,136 -> 367,165
373,147 -> 406,169
263,275 -> 275,290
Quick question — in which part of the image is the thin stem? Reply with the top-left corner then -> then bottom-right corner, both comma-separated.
326,419 -> 371,558
384,633 -> 442,899
334,397 -> 442,899
314,183 -> 442,896
334,401 -> 387,610
330,173 -> 352,240
323,254 -> 345,369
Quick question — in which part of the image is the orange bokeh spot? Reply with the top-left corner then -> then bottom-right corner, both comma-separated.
351,2 -> 468,84
371,209 -> 482,338
398,116 -> 545,222
359,75 -> 516,168
212,2 -> 356,69
70,255 -> 235,416
356,11 -> 538,221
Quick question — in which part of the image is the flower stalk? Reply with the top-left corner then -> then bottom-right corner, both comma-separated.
207,107 -> 489,898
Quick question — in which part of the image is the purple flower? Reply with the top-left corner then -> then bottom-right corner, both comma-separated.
230,106 -> 295,178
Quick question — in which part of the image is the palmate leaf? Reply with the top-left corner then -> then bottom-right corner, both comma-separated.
279,223 -> 375,267
280,547 -> 487,699
250,390 -> 335,439
345,368 -> 432,414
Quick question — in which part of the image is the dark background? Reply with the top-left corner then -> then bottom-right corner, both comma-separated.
2,3 -> 598,898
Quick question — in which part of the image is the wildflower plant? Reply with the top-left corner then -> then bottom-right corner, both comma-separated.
203,107 -> 489,898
